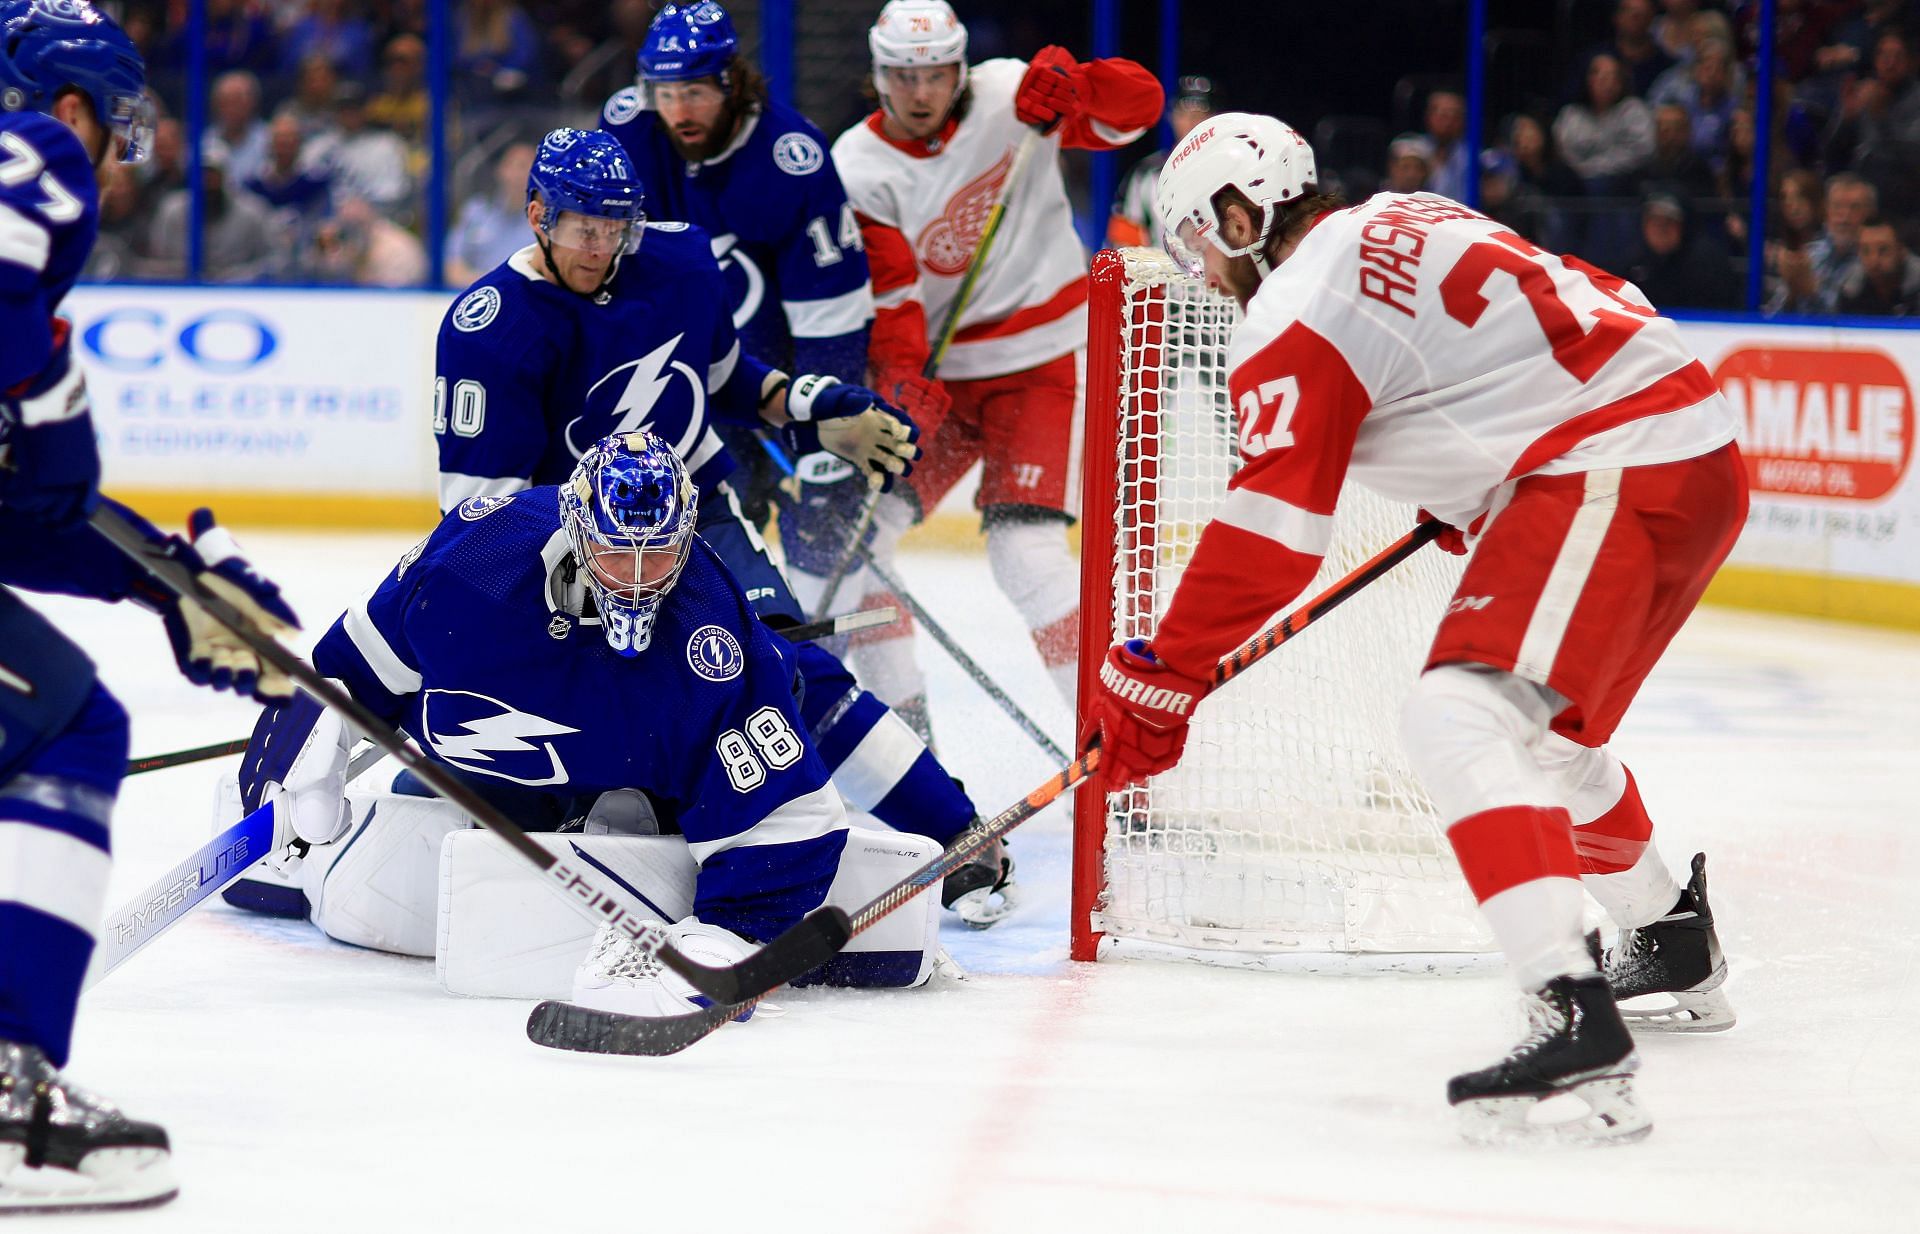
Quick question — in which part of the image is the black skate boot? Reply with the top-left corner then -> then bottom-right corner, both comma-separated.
1448,974 -> 1651,1146
1604,852 -> 1735,1033
0,1041 -> 176,1212
942,835 -> 1016,929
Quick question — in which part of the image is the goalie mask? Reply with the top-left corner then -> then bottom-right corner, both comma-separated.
1156,112 -> 1317,280
560,431 -> 698,657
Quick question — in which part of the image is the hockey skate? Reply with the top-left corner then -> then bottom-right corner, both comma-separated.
1449,974 -> 1651,1147
0,1042 -> 175,1213
942,836 -> 1016,929
1603,852 -> 1734,1033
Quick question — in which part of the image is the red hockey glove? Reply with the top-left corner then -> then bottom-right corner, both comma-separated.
1015,46 -> 1083,132
875,369 -> 953,442
1417,509 -> 1467,556
1081,639 -> 1210,792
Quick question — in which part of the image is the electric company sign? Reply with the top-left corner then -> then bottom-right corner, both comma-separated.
1712,345 -> 1913,500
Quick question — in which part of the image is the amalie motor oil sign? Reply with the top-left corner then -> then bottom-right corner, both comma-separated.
1713,346 -> 1914,500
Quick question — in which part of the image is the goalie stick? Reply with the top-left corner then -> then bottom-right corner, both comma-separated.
527,520 -> 1446,1056
87,505 -> 847,1007
119,606 -> 900,778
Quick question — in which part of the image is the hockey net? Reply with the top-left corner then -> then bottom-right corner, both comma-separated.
1071,247 -> 1492,965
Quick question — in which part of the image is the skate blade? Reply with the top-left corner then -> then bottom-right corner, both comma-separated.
0,1145 -> 178,1213
1455,1074 -> 1653,1148
1620,966 -> 1736,1033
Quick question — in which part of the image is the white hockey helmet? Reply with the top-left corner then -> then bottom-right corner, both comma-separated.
869,0 -> 969,98
1156,112 -> 1319,278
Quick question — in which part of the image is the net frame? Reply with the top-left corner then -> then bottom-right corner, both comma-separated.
1071,247 -> 1493,966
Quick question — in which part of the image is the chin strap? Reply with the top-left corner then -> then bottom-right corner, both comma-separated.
535,231 -> 623,304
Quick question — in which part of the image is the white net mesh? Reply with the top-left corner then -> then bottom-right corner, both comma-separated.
1085,248 -> 1492,959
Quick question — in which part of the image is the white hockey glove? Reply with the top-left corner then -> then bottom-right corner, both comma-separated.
238,689 -> 355,846
778,375 -> 921,492
572,917 -> 759,1021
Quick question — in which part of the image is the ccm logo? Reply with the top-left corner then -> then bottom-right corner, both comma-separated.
1100,662 -> 1196,715
1447,595 -> 1494,615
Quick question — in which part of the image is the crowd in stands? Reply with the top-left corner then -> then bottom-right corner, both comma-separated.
1352,0 -> 1920,314
84,0 -> 635,285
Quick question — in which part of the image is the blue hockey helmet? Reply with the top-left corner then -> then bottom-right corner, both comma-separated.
638,2 -> 738,84
526,127 -> 645,255
560,431 -> 699,657
0,0 -> 152,163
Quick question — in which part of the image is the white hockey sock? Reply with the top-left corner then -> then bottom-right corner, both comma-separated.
1477,876 -> 1597,991
985,516 -> 1079,709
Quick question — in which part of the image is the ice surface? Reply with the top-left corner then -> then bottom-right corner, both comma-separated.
29,531 -> 1920,1232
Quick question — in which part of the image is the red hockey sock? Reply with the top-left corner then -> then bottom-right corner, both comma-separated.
1572,768 -> 1652,876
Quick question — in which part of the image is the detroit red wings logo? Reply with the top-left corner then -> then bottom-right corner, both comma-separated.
917,151 -> 1013,277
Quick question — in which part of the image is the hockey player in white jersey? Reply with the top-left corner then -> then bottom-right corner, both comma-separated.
815,0 -> 1161,728
1083,114 -> 1744,1145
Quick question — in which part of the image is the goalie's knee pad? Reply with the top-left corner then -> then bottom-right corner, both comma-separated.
1399,664 -> 1563,824
305,792 -> 475,956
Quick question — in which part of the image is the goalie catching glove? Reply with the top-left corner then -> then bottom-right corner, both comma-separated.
777,374 -> 920,492
1081,638 -> 1210,792
130,508 -> 302,702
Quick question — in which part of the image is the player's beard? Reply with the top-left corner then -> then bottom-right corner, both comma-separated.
664,100 -> 739,163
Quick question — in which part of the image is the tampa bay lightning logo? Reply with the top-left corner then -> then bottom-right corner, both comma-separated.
772,132 -> 824,176
710,233 -> 764,330
564,334 -> 707,461
420,690 -> 581,786
686,624 -> 744,682
458,495 -> 511,521
602,86 -> 644,126
452,286 -> 501,333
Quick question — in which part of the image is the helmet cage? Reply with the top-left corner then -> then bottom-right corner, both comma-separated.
559,431 -> 699,657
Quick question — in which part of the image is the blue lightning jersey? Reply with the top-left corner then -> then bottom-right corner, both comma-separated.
602,91 -> 873,382
311,489 -> 850,941
433,224 -> 777,512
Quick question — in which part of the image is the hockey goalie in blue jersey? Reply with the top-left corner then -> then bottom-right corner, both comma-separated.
431,126 -> 1015,924
0,0 -> 299,1211
603,1 -> 878,543
240,433 -> 947,1016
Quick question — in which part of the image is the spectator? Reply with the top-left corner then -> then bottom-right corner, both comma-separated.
1108,74 -> 1217,247
1476,148 -> 1552,241
1581,0 -> 1676,101
83,164 -> 143,280
210,70 -> 272,194
455,0 -> 540,111
277,53 -> 343,142
368,34 -> 429,147
1647,10 -> 1746,109
311,196 -> 427,287
280,0 -> 377,83
1646,102 -> 1718,201
144,137 -> 280,283
1385,133 -> 1435,194
245,113 -> 335,226
1651,36 -> 1738,164
130,117 -> 188,222
1837,217 -> 1920,315
1653,0 -> 1702,62
1423,90 -> 1470,202
445,141 -> 536,284
1555,54 -> 1656,185
1625,190 -> 1741,309
1824,28 -> 1920,214
1770,173 -> 1878,313
1813,0 -> 1913,86
161,0 -> 278,82
1505,112 -> 1582,252
326,82 -> 410,217
563,0 -> 653,107
1776,167 -> 1827,250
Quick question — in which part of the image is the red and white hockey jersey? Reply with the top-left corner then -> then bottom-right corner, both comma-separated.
833,56 -> 1160,381
1151,192 -> 1739,678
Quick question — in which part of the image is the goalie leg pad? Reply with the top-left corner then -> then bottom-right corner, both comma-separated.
798,826 -> 942,989
303,792 -> 474,957
437,830 -> 695,999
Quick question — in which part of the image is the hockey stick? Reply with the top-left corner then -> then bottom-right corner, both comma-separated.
766,440 -> 1069,762
125,737 -> 248,777
84,743 -> 389,988
117,606 -> 900,779
809,127 -> 1048,622
86,505 -> 849,1006
527,520 -> 1447,1055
